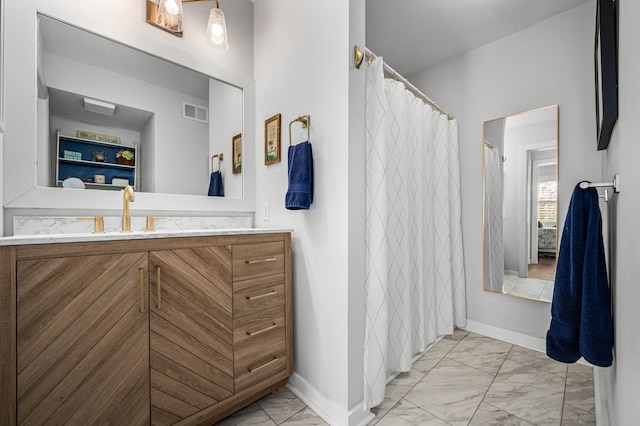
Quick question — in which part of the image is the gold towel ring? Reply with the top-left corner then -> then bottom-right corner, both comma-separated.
211,153 -> 223,172
289,115 -> 310,146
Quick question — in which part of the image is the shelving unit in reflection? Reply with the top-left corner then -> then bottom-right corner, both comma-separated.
55,131 -> 137,190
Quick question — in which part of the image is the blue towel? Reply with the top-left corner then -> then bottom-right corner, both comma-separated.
546,184 -> 613,367
207,171 -> 224,197
285,141 -> 313,210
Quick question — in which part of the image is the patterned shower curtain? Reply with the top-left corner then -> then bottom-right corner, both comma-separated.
483,145 -> 504,292
364,57 -> 466,409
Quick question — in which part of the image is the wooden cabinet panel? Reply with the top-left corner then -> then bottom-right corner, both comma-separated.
233,273 -> 285,319
0,247 -> 16,426
149,246 -> 234,425
16,252 -> 149,426
233,241 -> 285,281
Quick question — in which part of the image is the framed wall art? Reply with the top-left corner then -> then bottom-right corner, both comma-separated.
594,0 -> 618,151
265,113 -> 281,165
232,133 -> 242,174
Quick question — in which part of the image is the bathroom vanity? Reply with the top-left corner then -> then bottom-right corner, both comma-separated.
0,229 -> 292,425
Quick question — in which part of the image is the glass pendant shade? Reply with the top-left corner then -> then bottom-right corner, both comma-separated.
157,0 -> 184,33
206,7 -> 229,52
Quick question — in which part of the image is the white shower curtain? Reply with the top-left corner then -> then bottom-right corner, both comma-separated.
483,145 -> 504,292
364,57 -> 466,409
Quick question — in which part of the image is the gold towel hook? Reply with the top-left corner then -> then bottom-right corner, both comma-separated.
212,153 -> 224,172
289,115 -> 311,146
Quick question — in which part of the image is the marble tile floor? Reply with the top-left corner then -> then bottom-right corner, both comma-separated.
215,329 -> 595,425
503,274 -> 555,302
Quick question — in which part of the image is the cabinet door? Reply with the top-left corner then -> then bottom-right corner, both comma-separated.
149,246 -> 233,425
16,252 -> 149,426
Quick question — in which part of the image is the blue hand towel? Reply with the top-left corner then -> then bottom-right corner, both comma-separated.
208,171 -> 224,197
546,184 -> 613,367
285,141 -> 313,210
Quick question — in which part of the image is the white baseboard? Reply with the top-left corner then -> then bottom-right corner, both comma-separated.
286,373 -> 374,426
463,320 -> 546,352
463,320 -> 592,367
594,365 -> 615,426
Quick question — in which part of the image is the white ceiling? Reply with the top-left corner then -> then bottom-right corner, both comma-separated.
366,0 -> 592,77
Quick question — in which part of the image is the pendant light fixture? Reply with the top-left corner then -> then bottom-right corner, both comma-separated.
146,0 -> 230,52
156,0 -> 184,33
206,0 -> 229,52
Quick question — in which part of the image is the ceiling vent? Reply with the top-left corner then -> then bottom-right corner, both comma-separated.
182,102 -> 209,123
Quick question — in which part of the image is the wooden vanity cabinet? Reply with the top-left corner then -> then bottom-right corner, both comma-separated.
232,242 -> 288,392
16,252 -> 150,425
0,232 -> 292,426
148,247 -> 234,425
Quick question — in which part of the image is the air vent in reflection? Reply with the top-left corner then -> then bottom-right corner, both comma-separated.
182,102 -> 209,123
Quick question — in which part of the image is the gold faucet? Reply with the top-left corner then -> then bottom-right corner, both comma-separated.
77,216 -> 105,233
122,185 -> 135,232
146,216 -> 167,232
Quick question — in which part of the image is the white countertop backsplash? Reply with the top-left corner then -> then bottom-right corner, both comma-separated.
13,215 -> 252,236
0,215 -> 292,247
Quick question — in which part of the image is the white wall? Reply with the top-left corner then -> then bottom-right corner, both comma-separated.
50,117 -> 141,149
0,0 -> 5,236
140,116 -> 156,193
36,97 -> 50,187
209,79 -> 243,198
411,2 -> 603,341
253,0 -> 368,424
598,0 -> 640,423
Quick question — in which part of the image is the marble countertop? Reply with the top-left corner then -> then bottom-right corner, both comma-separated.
0,228 -> 293,247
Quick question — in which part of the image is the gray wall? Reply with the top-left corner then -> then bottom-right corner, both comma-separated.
410,2 -> 603,340
599,0 -> 640,423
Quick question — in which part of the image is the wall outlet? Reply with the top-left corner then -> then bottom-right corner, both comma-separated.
263,202 -> 270,221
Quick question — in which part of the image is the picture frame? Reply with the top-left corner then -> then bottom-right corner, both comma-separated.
594,0 -> 618,151
77,130 -> 121,144
264,113 -> 281,165
232,133 -> 242,174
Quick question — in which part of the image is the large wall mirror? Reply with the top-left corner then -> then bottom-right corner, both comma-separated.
37,14 -> 243,198
483,105 -> 559,302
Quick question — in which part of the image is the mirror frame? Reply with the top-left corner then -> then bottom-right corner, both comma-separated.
482,105 -> 559,303
3,2 -> 255,223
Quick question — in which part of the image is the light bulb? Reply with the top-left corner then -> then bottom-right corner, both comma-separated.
206,7 -> 228,51
165,0 -> 179,15
211,23 -> 224,38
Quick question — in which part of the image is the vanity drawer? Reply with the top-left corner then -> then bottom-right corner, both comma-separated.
234,274 -> 285,319
233,242 -> 284,281
234,307 -> 286,390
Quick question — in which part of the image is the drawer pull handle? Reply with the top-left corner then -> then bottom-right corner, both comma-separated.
246,290 -> 277,301
156,267 -> 162,309
245,257 -> 276,264
248,357 -> 279,373
139,268 -> 145,313
246,323 -> 277,336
